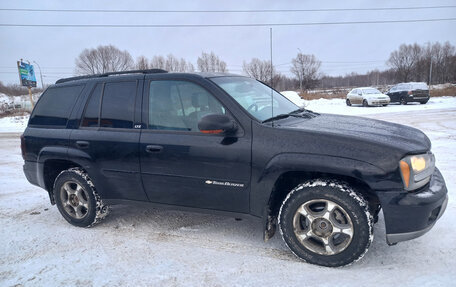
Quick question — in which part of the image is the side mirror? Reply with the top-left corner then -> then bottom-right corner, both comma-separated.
198,114 -> 237,135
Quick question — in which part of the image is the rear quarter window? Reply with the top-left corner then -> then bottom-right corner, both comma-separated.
29,85 -> 84,127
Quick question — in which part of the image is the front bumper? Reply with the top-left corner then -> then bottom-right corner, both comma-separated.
377,167 -> 448,245
368,99 -> 390,106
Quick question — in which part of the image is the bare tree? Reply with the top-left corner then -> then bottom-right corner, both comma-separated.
197,52 -> 227,72
242,58 -> 275,85
135,56 -> 150,70
75,45 -> 134,75
149,54 -> 194,72
387,44 -> 422,82
150,55 -> 166,70
290,53 -> 322,91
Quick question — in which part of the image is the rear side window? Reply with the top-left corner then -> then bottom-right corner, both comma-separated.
81,84 -> 102,127
100,81 -> 136,128
29,85 -> 84,127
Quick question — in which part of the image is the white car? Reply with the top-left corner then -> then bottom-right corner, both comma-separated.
346,87 -> 390,107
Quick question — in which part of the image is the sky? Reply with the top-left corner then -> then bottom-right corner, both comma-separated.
0,0 -> 455,86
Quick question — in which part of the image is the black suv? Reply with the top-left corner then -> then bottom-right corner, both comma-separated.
22,70 -> 448,267
386,82 -> 430,104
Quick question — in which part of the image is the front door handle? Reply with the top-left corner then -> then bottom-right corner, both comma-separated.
75,141 -> 89,149
146,145 -> 163,153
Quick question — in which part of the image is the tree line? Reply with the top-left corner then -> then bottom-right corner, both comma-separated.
74,41 -> 455,92
2,42 -> 454,97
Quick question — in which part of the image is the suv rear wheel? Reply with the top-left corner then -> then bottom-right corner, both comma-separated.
400,97 -> 407,105
346,99 -> 352,106
278,179 -> 373,267
54,168 -> 109,227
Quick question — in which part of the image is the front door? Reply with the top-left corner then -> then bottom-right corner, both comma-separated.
139,79 -> 251,213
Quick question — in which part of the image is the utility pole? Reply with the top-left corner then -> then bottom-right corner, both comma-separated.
270,27 -> 274,126
33,61 -> 45,89
429,58 -> 433,86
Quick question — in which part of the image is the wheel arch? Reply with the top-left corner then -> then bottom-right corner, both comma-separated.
256,153 -> 383,240
42,159 -> 83,204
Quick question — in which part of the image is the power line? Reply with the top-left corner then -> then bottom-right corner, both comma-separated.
0,18 -> 455,28
1,6 -> 455,13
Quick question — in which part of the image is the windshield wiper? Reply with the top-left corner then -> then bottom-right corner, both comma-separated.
262,113 -> 291,123
262,108 -> 320,123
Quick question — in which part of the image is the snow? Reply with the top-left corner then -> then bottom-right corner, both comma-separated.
306,96 -> 456,116
1,99 -> 456,286
0,115 -> 29,133
280,91 -> 306,107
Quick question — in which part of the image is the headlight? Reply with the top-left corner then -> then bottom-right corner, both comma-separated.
399,153 -> 435,191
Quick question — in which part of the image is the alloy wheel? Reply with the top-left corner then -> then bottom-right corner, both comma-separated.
292,199 -> 354,255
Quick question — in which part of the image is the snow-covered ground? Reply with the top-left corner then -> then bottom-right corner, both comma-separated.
306,96 -> 456,116
1,100 -> 455,286
0,115 -> 29,133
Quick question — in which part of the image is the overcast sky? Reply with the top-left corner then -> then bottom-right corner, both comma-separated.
1,0 -> 455,86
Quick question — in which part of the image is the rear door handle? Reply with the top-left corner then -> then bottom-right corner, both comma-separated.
75,141 -> 90,149
146,145 -> 163,153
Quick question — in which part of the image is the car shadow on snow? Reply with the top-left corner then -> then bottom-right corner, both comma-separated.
88,203 -> 426,267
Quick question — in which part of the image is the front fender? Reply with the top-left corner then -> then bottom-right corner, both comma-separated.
250,152 -> 401,218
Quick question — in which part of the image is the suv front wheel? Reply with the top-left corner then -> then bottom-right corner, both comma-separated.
54,168 -> 109,227
278,179 -> 373,267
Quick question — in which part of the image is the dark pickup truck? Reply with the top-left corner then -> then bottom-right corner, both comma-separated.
22,70 -> 448,267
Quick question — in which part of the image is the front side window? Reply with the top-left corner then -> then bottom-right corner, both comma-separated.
29,85 -> 84,127
210,77 -> 298,122
100,81 -> 136,128
148,80 -> 226,131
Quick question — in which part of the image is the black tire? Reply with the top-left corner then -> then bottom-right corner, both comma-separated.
278,179 -> 373,267
54,167 -> 109,227
420,100 -> 428,104
362,100 -> 369,107
400,97 -> 407,105
382,104 -> 388,107
346,99 -> 352,106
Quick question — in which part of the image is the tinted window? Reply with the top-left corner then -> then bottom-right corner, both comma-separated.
29,85 -> 83,127
81,83 -> 102,127
100,81 -> 136,128
149,80 -> 225,131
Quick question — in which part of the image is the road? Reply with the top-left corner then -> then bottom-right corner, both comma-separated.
1,108 -> 455,287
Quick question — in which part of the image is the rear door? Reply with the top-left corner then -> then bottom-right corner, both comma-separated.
69,78 -> 148,201
351,89 -> 361,104
139,77 -> 251,213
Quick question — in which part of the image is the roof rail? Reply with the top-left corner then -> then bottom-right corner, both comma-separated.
55,69 -> 168,84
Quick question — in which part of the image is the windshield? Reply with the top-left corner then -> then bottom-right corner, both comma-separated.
362,88 -> 382,94
211,76 -> 299,122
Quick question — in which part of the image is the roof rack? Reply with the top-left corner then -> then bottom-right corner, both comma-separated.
55,69 -> 168,84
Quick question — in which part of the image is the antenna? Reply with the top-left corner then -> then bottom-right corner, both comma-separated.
270,27 -> 274,127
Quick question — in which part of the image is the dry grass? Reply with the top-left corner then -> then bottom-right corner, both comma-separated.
430,86 -> 456,97
299,90 -> 348,100
0,110 -> 29,119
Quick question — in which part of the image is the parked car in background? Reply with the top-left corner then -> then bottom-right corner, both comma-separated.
386,82 -> 430,105
346,87 -> 390,107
